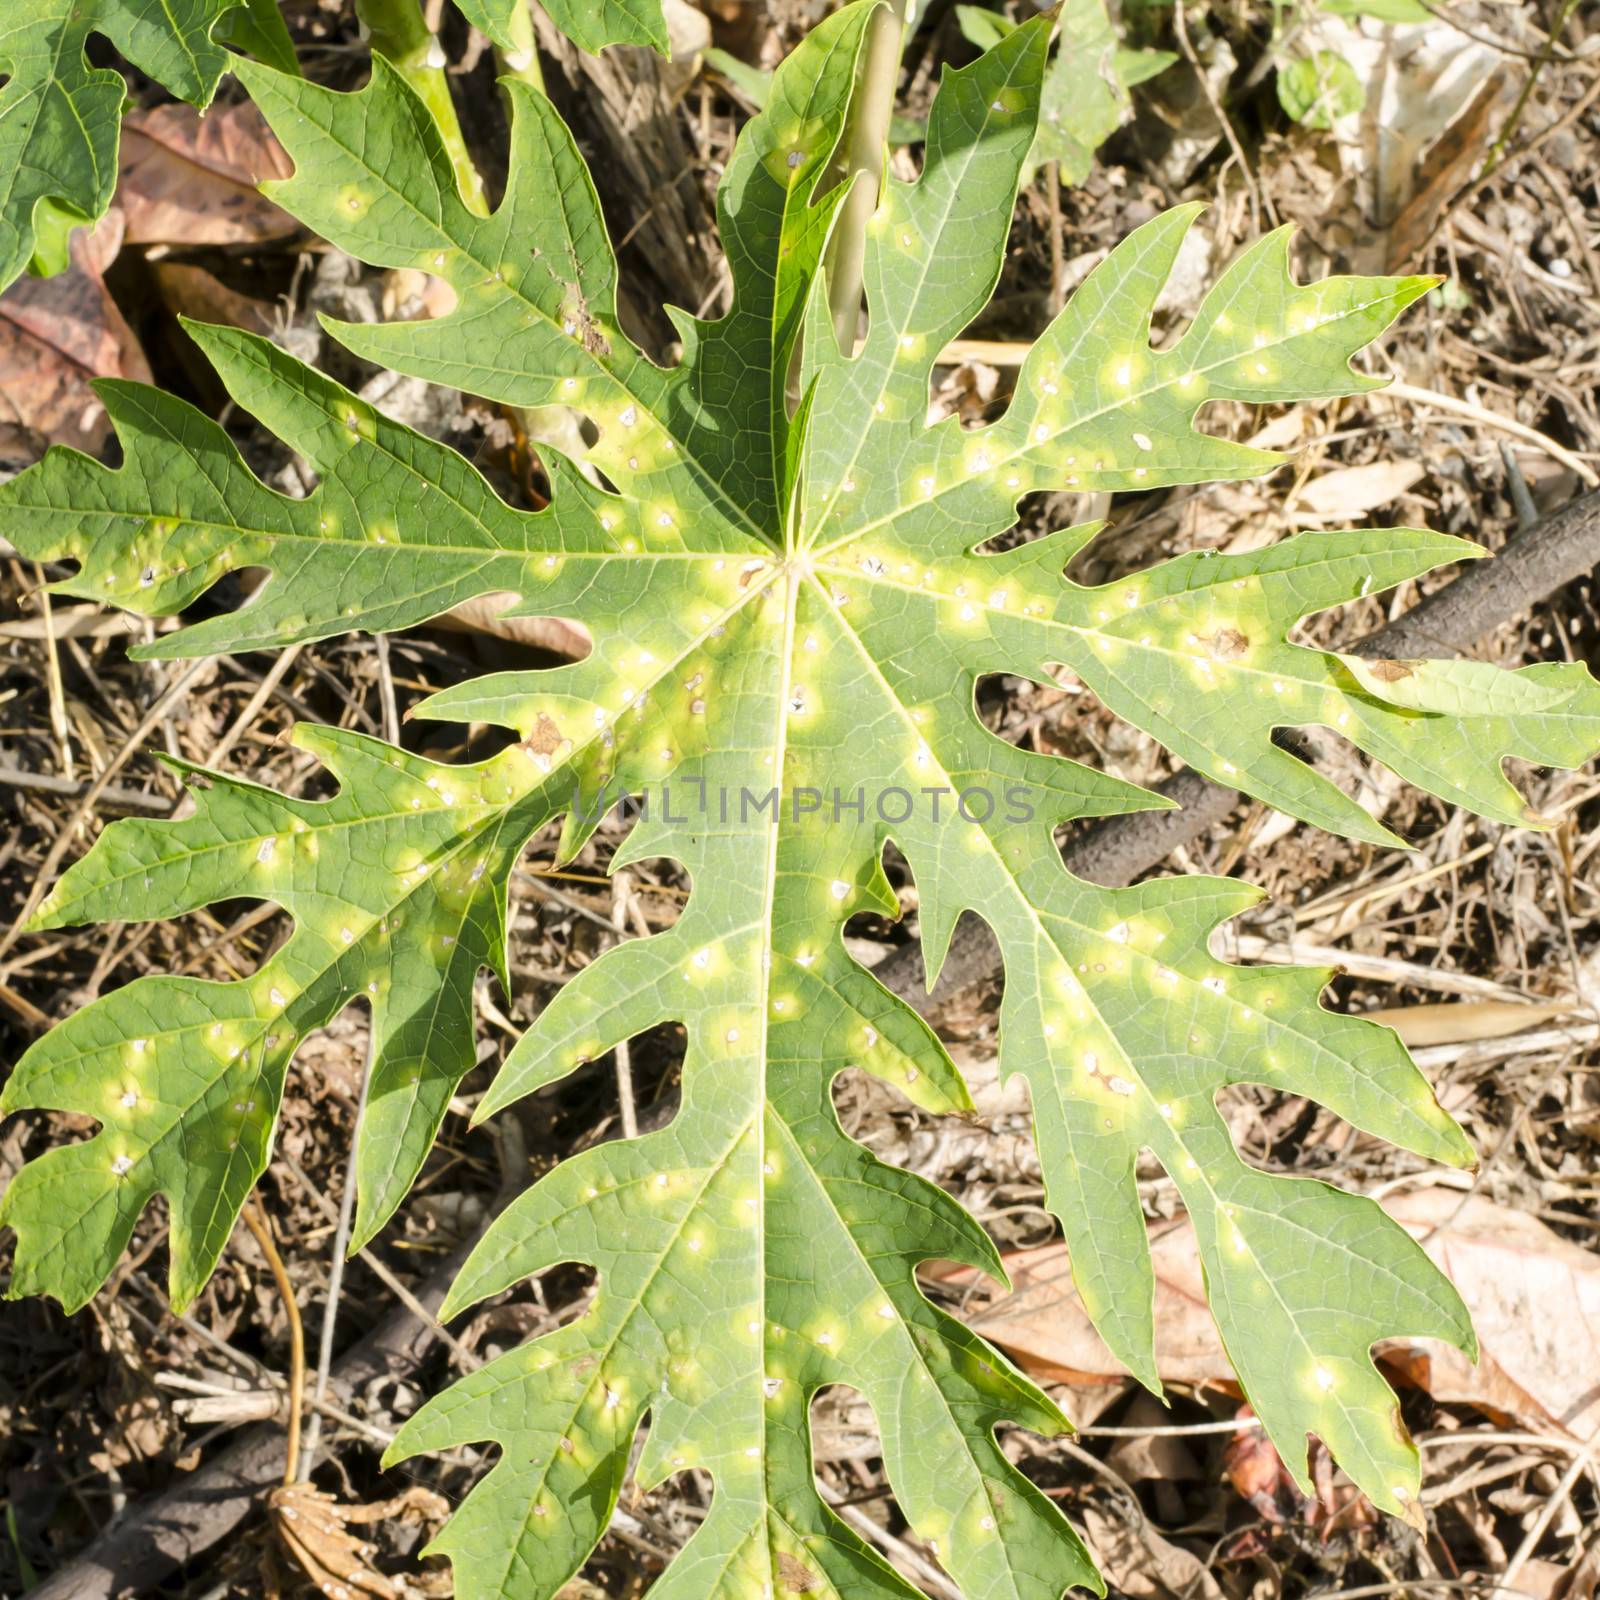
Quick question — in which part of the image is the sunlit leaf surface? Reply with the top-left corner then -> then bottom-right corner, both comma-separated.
8,6 -> 1600,1593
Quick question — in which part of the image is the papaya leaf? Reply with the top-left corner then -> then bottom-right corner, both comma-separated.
6,3 -> 1600,1595
4,726 -> 567,1311
0,0 -> 240,292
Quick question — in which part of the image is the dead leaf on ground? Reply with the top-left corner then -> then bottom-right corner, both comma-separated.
1294,459 -> 1426,519
1363,998 -> 1576,1048
118,102 -> 295,248
938,1189 -> 1600,1443
1384,74 -> 1507,270
1104,1392 -> 1202,1486
0,212 -> 151,455
930,1217 -> 1220,1388
1080,1503 -> 1223,1600
150,260 -> 279,335
1383,1188 -> 1600,1442
268,1483 -> 450,1599
1305,11 -> 1507,272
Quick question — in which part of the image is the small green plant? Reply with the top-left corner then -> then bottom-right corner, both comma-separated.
1277,49 -> 1365,129
4,4 -> 1600,1596
956,0 -> 1174,184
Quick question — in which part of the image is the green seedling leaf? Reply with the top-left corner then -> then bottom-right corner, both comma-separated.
1320,0 -> 1432,22
703,45 -> 776,109
955,4 -> 1016,49
0,0 -> 239,293
960,0 -> 1174,185
1278,50 -> 1366,129
1038,0 -> 1175,184
7,2 -> 1600,1593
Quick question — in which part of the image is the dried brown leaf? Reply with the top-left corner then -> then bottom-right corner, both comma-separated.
1296,459 -> 1426,520
0,212 -> 150,454
118,102 -> 295,248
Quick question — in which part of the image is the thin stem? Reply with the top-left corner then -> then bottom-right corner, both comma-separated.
1043,161 -> 1064,317
826,0 -> 908,352
294,1024 -> 375,1478
495,0 -> 545,94
239,1200 -> 304,1488
1481,0 -> 1581,176
611,871 -> 639,1140
357,0 -> 488,215
35,568 -> 74,783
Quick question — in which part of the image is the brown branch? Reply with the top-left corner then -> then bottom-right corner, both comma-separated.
873,489 -> 1600,1008
27,1224 -> 485,1600
239,1200 -> 305,1490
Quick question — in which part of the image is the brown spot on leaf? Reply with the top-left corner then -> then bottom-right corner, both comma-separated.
1201,627 -> 1249,660
778,1553 -> 820,1593
1367,659 -> 1418,682
525,713 -> 566,759
1389,1402 -> 1413,1446
556,278 -> 611,358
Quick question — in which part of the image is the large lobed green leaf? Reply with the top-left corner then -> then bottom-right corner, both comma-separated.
0,0 -> 240,291
6,5 -> 1600,1595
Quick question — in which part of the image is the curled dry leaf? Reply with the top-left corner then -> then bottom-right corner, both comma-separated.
150,260 -> 279,335
1080,1503 -> 1223,1600
1223,1417 -> 1376,1535
118,101 -> 295,249
269,1483 -> 450,1600
427,592 -> 593,660
1303,10 -> 1509,271
1362,998 -> 1577,1049
0,211 -> 151,455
